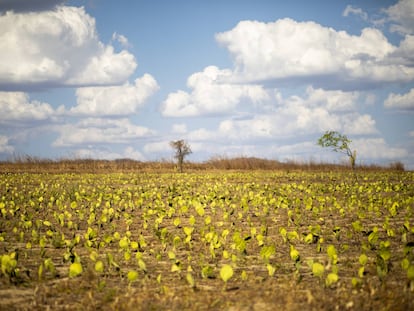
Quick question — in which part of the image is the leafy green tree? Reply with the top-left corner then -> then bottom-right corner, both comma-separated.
317,131 -> 357,169
170,140 -> 192,173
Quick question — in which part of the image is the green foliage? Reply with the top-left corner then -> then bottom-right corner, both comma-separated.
312,262 -> 325,278
69,262 -> 83,278
327,245 -> 338,265
326,273 -> 339,287
95,260 -> 104,273
1,253 -> 18,279
220,264 -> 234,283
289,245 -> 300,263
260,245 -> 276,263
127,270 -> 139,283
186,272 -> 195,288
317,131 -> 356,169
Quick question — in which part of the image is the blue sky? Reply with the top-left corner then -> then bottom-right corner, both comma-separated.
0,0 -> 413,169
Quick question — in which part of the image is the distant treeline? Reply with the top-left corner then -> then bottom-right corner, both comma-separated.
0,154 -> 405,173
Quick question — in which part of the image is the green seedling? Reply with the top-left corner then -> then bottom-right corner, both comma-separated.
186,272 -> 195,288
137,258 -> 147,273
290,245 -> 300,263
127,270 -> 139,284
69,262 -> 83,278
407,265 -> 414,290
368,227 -> 379,249
326,272 -> 339,287
260,245 -> 275,263
376,254 -> 389,282
312,262 -> 325,278
267,264 -> 276,277
95,260 -> 104,274
1,253 -> 18,281
379,241 -> 391,262
327,245 -> 338,265
220,264 -> 234,288
201,265 -> 214,279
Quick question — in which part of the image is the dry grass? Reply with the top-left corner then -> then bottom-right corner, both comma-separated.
0,155 -> 405,173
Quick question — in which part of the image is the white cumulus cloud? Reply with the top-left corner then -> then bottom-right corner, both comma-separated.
384,88 -> 414,110
185,87 -> 378,145
172,123 -> 188,134
214,18 -> 413,88
343,5 -> 368,21
0,6 -> 136,90
71,74 -> 159,116
0,92 -> 59,123
72,146 -> 146,161
161,66 -> 269,117
353,138 -> 408,160
0,135 -> 14,154
385,0 -> 414,35
53,118 -> 155,147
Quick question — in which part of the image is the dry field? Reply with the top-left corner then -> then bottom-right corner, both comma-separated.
0,167 -> 413,310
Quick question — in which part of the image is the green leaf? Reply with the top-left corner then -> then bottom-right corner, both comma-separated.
287,231 -> 299,242
358,266 -> 365,278
260,245 -> 275,262
186,272 -> 195,287
183,227 -> 193,236
368,228 -> 379,246
171,262 -> 181,272
130,241 -> 139,250
304,233 -> 314,244
312,262 -> 324,278
201,265 -> 214,279
38,263 -> 44,280
220,264 -> 233,283
173,218 -> 181,227
327,245 -> 338,264
401,258 -> 410,270
407,265 -> 414,281
138,259 -> 147,272
379,248 -> 391,262
95,260 -> 104,273
127,270 -> 139,283
325,273 -> 339,286
241,270 -> 248,281
119,237 -> 129,249
69,262 -> 83,278
352,220 -> 363,232
289,245 -> 300,262
168,251 -> 176,260
267,264 -> 276,276
359,254 -> 368,266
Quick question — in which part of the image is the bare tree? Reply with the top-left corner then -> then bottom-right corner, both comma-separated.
317,130 -> 357,170
170,140 -> 192,173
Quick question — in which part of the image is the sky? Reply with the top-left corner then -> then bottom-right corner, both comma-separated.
0,0 -> 413,169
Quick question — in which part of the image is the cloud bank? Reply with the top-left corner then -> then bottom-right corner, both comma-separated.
0,6 -> 136,91
214,18 -> 413,88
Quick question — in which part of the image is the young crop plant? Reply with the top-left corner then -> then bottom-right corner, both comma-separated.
69,262 -> 83,278
311,261 -> 325,280
1,252 -> 19,283
220,264 -> 234,290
